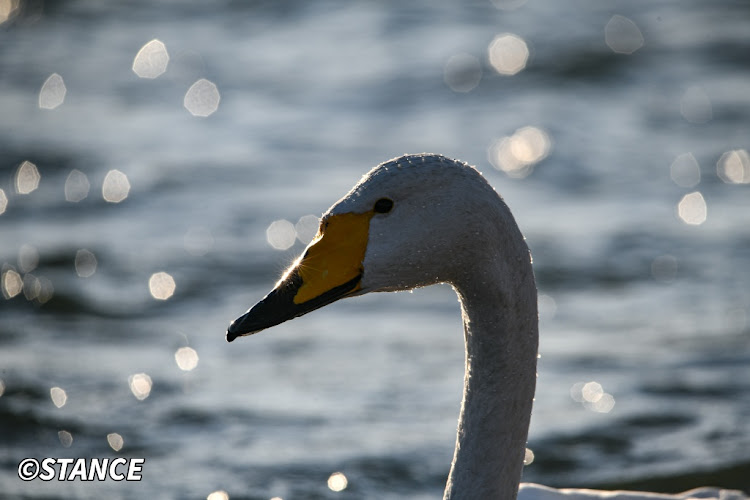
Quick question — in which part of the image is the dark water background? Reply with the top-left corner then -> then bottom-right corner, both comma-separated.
1,1 -> 749,498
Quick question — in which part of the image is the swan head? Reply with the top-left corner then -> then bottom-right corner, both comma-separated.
227,153 -> 511,341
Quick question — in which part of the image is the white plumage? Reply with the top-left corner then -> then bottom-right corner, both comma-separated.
228,154 -> 747,500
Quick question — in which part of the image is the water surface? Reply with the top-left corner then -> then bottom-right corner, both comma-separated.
1,1 -> 749,498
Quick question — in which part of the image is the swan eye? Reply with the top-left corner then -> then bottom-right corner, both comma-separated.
373,198 -> 393,214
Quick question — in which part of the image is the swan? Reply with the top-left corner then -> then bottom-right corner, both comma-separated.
226,154 -> 746,500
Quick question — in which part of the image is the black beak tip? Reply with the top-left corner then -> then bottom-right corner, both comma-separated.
226,318 -> 249,343
224,272 -> 361,344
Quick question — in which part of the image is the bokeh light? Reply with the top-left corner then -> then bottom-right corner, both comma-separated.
75,249 -> 97,278
717,149 -> 750,184
327,472 -> 348,492
488,126 -> 550,178
266,219 -> 296,250
50,387 -> 67,408
295,215 -> 320,245
444,53 -> 482,93
102,169 -> 131,203
523,448 -> 535,466
18,244 -> 39,273
488,33 -> 529,76
22,274 -> 39,300
207,491 -> 229,500
680,86 -> 712,124
570,381 -> 615,413
184,78 -> 220,117
174,346 -> 199,371
132,39 -> 170,79
65,169 -> 90,202
21,274 -> 53,303
2,269 -> 22,299
537,294 -> 557,320
39,73 -> 67,110
20,275 -> 43,303
0,0 -> 21,24
184,226 -> 215,256
15,161 -> 40,194
677,191 -> 707,225
669,153 -> 701,188
58,430 -> 73,448
128,373 -> 153,400
149,271 -> 176,300
604,15 -> 644,54
39,276 -> 54,303
0,189 -> 7,215
107,433 -> 124,452
590,393 -> 616,413
581,381 -> 603,402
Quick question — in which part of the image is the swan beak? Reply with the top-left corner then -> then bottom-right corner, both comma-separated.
226,212 -> 372,342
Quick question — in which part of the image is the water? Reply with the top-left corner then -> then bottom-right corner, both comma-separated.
1,1 -> 749,498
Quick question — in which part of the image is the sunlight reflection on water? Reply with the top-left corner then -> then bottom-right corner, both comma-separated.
50,386 -> 67,408
206,490 -> 229,500
107,433 -> 124,452
18,244 -> 39,273
444,53 -> 482,93
570,381 -> 616,413
488,126 -> 551,178
128,373 -> 153,401
1,2 -> 748,496
1,268 -> 22,299
25,274 -> 53,303
488,33 -> 529,76
75,249 -> 97,278
38,73 -> 66,110
65,169 -> 91,202
327,471 -> 348,492
184,78 -> 220,117
132,39 -> 170,79
102,169 -> 131,203
174,346 -> 199,371
604,15 -> 644,55
677,191 -> 707,225
266,219 -> 297,250
0,0 -> 21,24
717,149 -> 750,184
295,214 -> 320,245
524,448 -> 535,466
58,430 -> 73,448
670,153 -> 701,188
15,161 -> 40,194
149,272 -> 176,300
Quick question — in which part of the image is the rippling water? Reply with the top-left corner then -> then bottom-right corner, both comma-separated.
1,1 -> 749,499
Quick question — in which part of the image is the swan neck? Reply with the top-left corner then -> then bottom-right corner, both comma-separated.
444,254 -> 538,500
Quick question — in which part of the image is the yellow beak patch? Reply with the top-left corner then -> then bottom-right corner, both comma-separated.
226,210 -> 376,341
293,212 -> 373,304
